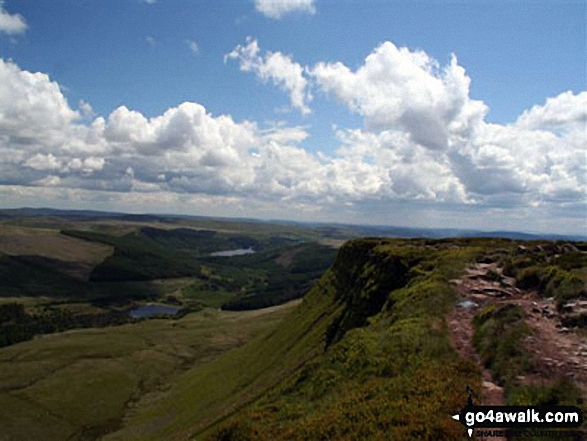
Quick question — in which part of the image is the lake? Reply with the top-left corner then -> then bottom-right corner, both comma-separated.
129,304 -> 181,318
210,247 -> 255,257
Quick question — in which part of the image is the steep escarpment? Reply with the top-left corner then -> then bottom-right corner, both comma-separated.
105,237 -> 585,441
324,240 -> 418,346
207,239 -> 485,440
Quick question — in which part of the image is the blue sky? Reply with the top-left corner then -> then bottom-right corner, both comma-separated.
0,0 -> 585,234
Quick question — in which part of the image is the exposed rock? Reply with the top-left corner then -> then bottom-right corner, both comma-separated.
534,244 -> 555,253
560,243 -> 579,253
500,277 -> 516,287
458,299 -> 479,309
482,381 -> 503,394
470,287 -> 513,298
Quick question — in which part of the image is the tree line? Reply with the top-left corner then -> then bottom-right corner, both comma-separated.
0,303 -> 134,348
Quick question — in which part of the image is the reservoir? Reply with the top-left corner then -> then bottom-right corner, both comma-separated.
129,304 -> 181,318
210,247 -> 255,257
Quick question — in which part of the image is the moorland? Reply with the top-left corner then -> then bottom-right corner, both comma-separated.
0,209 -> 585,440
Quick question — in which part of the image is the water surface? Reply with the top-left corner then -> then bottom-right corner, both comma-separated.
210,247 -> 255,257
129,304 -> 181,318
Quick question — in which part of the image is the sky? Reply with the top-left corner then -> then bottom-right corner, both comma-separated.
0,0 -> 585,235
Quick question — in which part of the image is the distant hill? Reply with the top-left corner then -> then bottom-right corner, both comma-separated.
1,207 -> 584,241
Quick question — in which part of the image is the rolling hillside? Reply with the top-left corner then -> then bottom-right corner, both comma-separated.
0,212 -> 584,440
102,237 -> 586,440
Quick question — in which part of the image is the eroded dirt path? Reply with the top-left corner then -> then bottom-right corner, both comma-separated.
515,295 -> 587,393
447,261 -> 587,440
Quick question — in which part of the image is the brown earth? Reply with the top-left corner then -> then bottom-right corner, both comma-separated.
447,262 -> 587,440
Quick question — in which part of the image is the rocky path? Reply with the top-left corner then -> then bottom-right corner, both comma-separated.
447,262 -> 587,440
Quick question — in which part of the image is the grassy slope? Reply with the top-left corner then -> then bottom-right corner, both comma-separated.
103,283 -> 342,441
0,305 -> 295,441
207,240 -> 485,440
104,238 -> 493,441
4,225 -> 581,440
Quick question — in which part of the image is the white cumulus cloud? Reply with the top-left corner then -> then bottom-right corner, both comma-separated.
307,41 -> 585,208
0,1 -> 27,35
311,42 -> 487,150
226,38 -> 312,115
0,47 -> 585,233
516,90 -> 587,133
254,0 -> 316,19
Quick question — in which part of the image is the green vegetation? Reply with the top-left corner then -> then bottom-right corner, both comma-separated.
0,303 -> 134,347
1,212 -> 585,441
503,244 -> 587,311
220,243 -> 337,310
62,227 -> 336,308
508,378 -> 583,407
0,304 -> 296,441
472,245 -> 587,440
104,282 -> 342,441
99,238 -> 488,440
197,239 -> 486,440
0,253 -> 162,302
472,303 -> 531,386
507,379 -> 586,440
62,229 -> 202,281
0,219 -> 337,348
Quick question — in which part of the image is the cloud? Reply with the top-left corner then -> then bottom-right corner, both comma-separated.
0,1 -> 27,35
254,0 -> 316,19
78,100 -> 96,119
226,38 -> 312,115
186,39 -> 199,56
146,36 -> 158,47
0,59 -> 79,135
311,42 -> 487,150
307,42 -> 585,209
260,124 -> 309,144
516,90 -> 587,132
24,153 -> 62,171
0,50 -> 585,233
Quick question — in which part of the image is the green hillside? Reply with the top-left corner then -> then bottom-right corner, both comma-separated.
205,239 -> 486,440
104,238 -> 492,440
105,237 -> 585,440
1,221 -> 584,440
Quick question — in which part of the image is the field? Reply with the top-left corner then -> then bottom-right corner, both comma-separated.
0,303 -> 297,441
0,226 -> 113,280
